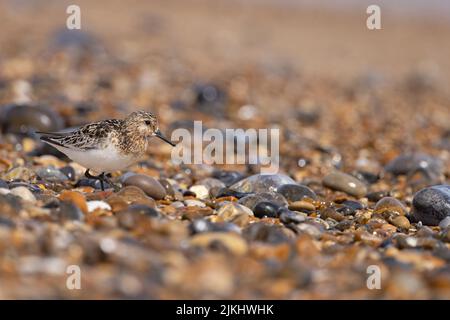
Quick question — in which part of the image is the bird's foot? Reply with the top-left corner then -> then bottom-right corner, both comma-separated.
100,173 -> 120,192
84,169 -> 113,191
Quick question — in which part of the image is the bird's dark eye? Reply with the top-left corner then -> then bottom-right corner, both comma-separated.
145,120 -> 151,125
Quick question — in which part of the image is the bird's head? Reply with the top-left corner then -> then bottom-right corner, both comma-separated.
125,111 -> 175,146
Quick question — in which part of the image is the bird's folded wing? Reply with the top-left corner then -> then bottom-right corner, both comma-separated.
37,130 -> 99,150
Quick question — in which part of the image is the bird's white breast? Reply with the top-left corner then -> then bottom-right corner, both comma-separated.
55,144 -> 138,173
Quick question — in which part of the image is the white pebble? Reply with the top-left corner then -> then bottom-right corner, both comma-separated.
87,200 -> 111,212
170,201 -> 185,209
237,104 -> 258,120
100,237 -> 117,253
11,186 -> 36,203
189,185 -> 209,199
184,199 -> 206,208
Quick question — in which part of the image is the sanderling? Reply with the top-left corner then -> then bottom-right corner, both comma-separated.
37,111 -> 175,190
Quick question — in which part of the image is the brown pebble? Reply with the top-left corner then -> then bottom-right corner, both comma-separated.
85,190 -> 114,200
374,197 -> 407,216
180,206 -> 214,220
190,232 -> 248,255
288,200 -> 315,212
381,223 -> 397,233
217,202 -> 253,227
250,243 -> 291,261
59,190 -> 88,214
216,196 -> 238,203
355,230 -> 383,246
110,186 -> 156,208
158,178 -> 175,197
320,208 -> 345,222
123,174 -> 166,200
105,195 -> 129,213
391,216 -> 411,229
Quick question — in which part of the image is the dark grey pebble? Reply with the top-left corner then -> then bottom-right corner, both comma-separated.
296,107 -> 321,124
194,83 -> 227,116
336,200 -> 364,216
243,222 -> 291,244
230,173 -> 296,193
119,172 -> 136,184
405,213 -> 417,224
277,184 -> 317,201
367,190 -> 390,202
36,166 -> 68,182
352,171 -> 380,184
0,104 -> 64,135
412,185 -> 450,226
385,153 -> 443,179
336,206 -> 355,216
238,192 -> 287,210
215,188 -> 251,199
279,208 -> 306,224
253,202 -> 280,218
0,179 -> 8,189
341,200 -> 364,210
60,166 -> 76,181
213,170 -> 245,187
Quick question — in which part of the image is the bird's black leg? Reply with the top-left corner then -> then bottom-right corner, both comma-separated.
84,169 -> 107,191
103,173 -> 120,192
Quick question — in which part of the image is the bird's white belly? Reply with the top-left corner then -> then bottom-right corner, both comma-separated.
57,145 -> 138,173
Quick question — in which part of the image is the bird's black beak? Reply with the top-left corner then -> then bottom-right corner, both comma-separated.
155,130 -> 175,146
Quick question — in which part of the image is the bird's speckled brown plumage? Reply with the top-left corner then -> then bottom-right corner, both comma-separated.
39,111 -> 159,157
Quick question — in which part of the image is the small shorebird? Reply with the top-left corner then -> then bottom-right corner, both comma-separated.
38,111 -> 175,190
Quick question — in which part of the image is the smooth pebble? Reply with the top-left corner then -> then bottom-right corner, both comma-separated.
323,172 -> 367,198
11,186 -> 36,203
87,200 -> 112,212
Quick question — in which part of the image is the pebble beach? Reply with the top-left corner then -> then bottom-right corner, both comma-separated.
0,0 -> 449,299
